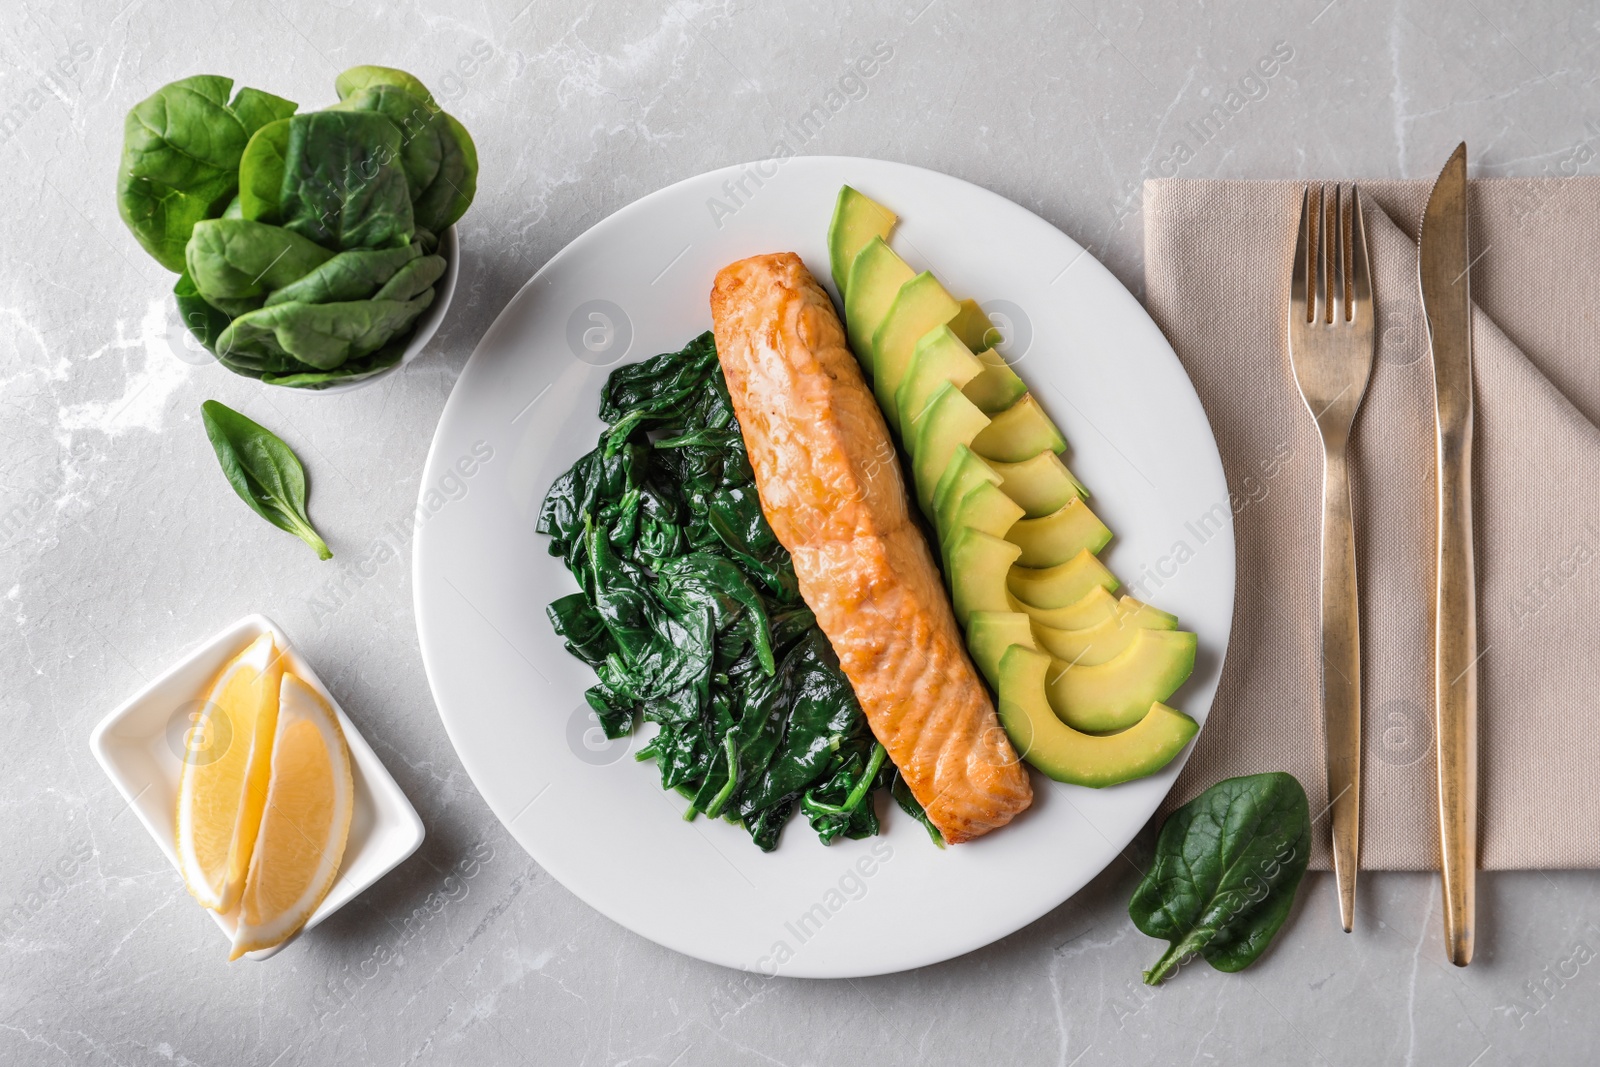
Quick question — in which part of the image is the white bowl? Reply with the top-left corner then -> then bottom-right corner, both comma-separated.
298,223 -> 460,395
88,614 -> 425,960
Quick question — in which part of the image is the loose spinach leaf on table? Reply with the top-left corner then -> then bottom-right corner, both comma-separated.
199,400 -> 331,560
538,332 -> 903,851
1128,772 -> 1312,985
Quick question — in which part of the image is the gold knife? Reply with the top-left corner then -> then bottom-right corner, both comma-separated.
1418,142 -> 1477,966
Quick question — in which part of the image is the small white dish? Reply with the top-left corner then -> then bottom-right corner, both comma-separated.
305,224 -> 460,395
88,614 -> 425,960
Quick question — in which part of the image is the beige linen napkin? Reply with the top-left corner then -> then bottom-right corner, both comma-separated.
1143,177 -> 1600,870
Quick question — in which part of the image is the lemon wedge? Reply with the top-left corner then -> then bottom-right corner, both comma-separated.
228,672 -> 353,960
175,632 -> 283,912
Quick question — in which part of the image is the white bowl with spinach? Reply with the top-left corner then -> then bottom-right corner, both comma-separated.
118,66 -> 475,391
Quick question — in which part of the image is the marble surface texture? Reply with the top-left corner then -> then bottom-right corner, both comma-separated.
4,1 -> 1599,1064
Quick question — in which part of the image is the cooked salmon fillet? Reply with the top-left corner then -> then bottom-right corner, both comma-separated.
710,252 -> 1032,843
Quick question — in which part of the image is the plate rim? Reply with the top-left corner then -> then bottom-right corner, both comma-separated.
412,155 -> 1235,977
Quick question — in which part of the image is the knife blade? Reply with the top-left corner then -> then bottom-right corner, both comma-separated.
1418,141 -> 1478,967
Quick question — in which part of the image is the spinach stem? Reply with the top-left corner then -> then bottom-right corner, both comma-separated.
702,733 -> 740,819
801,744 -> 886,817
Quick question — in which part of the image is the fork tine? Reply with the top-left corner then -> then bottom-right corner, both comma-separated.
1332,185 -> 1348,323
1292,186 -> 1311,323
1349,184 -> 1371,320
1321,184 -> 1335,324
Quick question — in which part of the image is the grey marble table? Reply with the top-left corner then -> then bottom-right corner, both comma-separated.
5,1 -> 1598,1063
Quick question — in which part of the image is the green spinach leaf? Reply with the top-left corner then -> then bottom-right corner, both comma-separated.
185,218 -> 334,304
1129,772 -> 1312,985
279,111 -> 414,251
540,332 -> 898,850
216,291 -> 433,370
238,118 -> 293,223
117,76 -> 253,271
227,86 -> 297,138
199,400 -> 331,559
334,65 -> 435,105
330,85 -> 444,201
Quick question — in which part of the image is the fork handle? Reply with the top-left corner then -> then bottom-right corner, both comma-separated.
1320,443 -> 1362,932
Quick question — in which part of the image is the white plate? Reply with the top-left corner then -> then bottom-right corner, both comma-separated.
89,614 -> 425,959
412,157 -> 1233,978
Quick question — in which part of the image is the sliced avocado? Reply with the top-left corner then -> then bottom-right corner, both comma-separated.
844,237 -> 914,375
910,381 -> 991,518
1013,586 -> 1122,629
946,527 -> 1021,627
990,451 -> 1086,517
1032,599 -> 1179,666
1045,628 -> 1196,732
971,394 -> 1068,463
963,348 -> 1029,413
871,273 -> 961,433
945,481 -> 1024,564
1006,497 -> 1112,569
932,445 -> 1001,540
896,325 -> 985,435
949,299 -> 999,352
827,186 -> 896,299
1007,548 -> 1118,609
966,610 -> 1035,690
997,646 -> 1198,788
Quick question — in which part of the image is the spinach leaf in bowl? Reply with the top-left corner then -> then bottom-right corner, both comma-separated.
334,65 -> 434,104
217,292 -> 434,370
227,86 -> 297,137
411,111 -> 479,235
370,255 -> 447,303
330,86 -> 444,199
117,76 -> 296,272
259,340 -> 407,389
237,118 -> 292,223
185,219 -> 334,304
263,244 -> 421,307
279,111 -> 414,251
173,271 -> 235,354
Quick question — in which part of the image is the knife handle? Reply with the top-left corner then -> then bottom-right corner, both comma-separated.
1435,424 -> 1478,966
1320,444 -> 1361,933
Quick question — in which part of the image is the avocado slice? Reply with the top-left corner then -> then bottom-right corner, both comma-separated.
997,646 -> 1199,787
1007,497 -> 1112,569
844,237 -> 914,375
1007,548 -> 1118,609
827,186 -> 896,300
990,451 -> 1087,517
963,349 -> 1029,414
1045,629 -> 1196,732
871,273 -> 961,433
946,527 -> 1021,627
1032,599 -> 1179,666
971,394 -> 1068,463
966,611 -> 1036,690
932,445 -> 1001,540
944,481 -> 1024,568
896,325 -> 986,434
910,382 -> 991,517
1014,586 -> 1120,630
948,298 -> 999,352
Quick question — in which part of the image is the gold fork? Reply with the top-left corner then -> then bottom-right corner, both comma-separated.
1288,184 -> 1375,932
